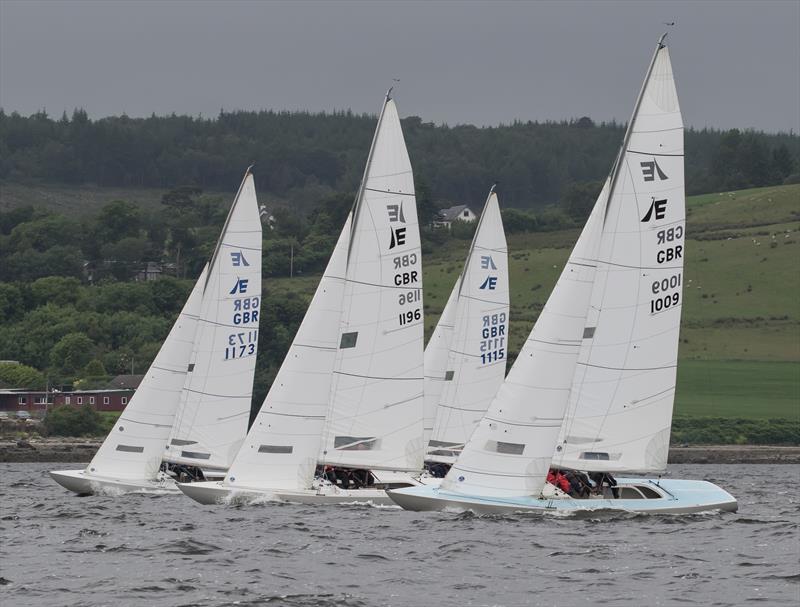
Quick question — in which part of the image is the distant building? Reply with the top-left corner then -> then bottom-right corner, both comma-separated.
433,205 -> 477,229
135,261 -> 163,282
259,205 -> 276,230
107,374 -> 144,390
0,388 -> 135,415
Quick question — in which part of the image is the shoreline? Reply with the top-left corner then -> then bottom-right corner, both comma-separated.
1,439 -> 799,464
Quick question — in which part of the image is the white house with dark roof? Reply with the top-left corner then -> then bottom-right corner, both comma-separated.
433,205 -> 477,229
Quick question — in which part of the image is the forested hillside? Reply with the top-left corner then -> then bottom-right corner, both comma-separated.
1,184 -> 797,440
1,108 -> 797,210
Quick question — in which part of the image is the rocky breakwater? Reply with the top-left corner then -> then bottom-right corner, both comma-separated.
1,437 -> 798,464
668,445 -> 800,464
0,437 -> 101,463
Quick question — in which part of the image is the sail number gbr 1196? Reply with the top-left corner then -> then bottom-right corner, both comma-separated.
650,273 -> 681,314
394,252 -> 421,327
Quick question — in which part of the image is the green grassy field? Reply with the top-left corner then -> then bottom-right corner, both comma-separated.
675,360 -> 799,419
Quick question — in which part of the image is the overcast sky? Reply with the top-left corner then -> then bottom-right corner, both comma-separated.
1,0 -> 798,132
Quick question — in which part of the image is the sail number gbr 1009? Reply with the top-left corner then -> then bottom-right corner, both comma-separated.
650,273 -> 681,314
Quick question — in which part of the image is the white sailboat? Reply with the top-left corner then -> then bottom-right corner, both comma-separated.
425,188 -> 509,469
180,90 -> 427,505
50,170 -> 262,495
178,214 -> 352,504
388,35 -> 738,514
163,171 -> 262,473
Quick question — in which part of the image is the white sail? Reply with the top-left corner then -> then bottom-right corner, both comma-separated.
427,191 -> 509,464
319,95 -> 424,472
440,183 -> 607,498
223,215 -> 351,491
553,42 -> 684,473
84,265 -> 208,481
165,171 -> 263,470
422,282 -> 458,447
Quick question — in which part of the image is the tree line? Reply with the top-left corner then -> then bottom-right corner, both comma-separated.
1,108 -> 797,211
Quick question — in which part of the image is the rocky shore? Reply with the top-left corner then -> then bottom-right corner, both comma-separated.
1,438 -> 799,464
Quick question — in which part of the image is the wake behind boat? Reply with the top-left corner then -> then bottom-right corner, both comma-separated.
50,170 -> 262,495
388,35 -> 738,515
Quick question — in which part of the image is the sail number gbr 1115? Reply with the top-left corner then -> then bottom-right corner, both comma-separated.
650,273 -> 681,314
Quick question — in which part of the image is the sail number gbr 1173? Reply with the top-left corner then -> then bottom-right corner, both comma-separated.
225,330 -> 258,360
650,273 -> 681,314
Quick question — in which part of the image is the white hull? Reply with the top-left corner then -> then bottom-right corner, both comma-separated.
49,469 -> 179,495
388,478 -> 738,515
177,480 -> 396,506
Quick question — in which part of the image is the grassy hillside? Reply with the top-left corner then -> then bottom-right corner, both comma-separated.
262,185 -> 799,423
419,184 -> 800,421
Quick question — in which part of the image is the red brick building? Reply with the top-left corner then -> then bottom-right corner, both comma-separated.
0,389 -> 134,416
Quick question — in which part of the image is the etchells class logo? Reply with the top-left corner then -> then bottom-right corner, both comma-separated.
640,158 -> 668,182
230,251 -> 249,266
479,255 -> 498,290
387,203 -> 406,249
229,278 -> 249,294
641,197 -> 667,222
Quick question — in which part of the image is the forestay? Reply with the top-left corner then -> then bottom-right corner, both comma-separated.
553,42 -> 685,473
85,265 -> 208,481
422,283 -> 458,447
223,215 -> 351,491
441,183 -> 607,498
427,191 -> 509,464
319,95 -> 425,472
165,171 -> 263,471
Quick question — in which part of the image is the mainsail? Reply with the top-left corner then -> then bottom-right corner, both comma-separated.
427,190 -> 509,464
319,93 -> 425,472
165,171 -> 263,471
422,284 -> 458,447
223,215 -> 351,491
84,264 -> 208,481
440,183 -> 607,498
553,38 -> 685,473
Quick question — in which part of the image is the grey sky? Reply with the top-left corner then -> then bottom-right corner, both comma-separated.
1,0 -> 798,132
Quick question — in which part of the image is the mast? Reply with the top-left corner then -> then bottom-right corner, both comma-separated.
205,165 -> 254,291
457,184 -> 497,297
604,33 -> 668,222
348,89 -> 394,258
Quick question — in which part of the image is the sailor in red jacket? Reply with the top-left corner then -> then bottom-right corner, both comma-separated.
547,468 -> 571,494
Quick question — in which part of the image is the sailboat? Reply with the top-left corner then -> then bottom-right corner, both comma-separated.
50,170 -> 262,495
180,90 -> 427,505
425,188 -> 509,473
388,35 -> 738,514
178,214 -> 352,504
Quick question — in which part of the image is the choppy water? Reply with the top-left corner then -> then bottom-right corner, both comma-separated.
1,463 -> 798,607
